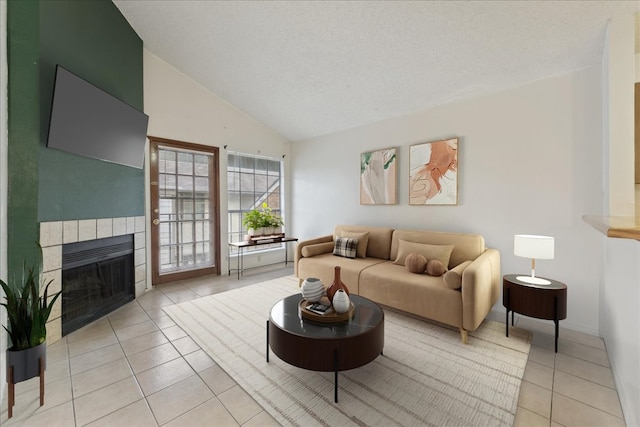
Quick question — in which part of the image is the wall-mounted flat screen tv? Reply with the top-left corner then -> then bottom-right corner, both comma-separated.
46,65 -> 149,169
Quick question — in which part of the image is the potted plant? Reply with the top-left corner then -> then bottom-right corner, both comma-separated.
260,208 -> 275,236
242,209 -> 264,237
270,212 -> 284,235
1,248 -> 61,417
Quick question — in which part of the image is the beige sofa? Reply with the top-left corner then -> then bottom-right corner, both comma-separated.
294,225 -> 500,343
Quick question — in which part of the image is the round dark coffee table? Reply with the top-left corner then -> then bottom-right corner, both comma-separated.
266,293 -> 384,403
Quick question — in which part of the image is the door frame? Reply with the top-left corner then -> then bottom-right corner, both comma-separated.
148,136 -> 221,285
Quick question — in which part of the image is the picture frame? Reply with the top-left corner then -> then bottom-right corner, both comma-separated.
360,147 -> 397,205
409,138 -> 458,205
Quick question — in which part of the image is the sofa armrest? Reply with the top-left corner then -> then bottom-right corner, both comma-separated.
294,235 -> 333,278
460,248 -> 501,331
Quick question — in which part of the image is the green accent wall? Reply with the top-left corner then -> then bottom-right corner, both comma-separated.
38,0 -> 144,221
7,0 -> 144,277
7,0 -> 41,277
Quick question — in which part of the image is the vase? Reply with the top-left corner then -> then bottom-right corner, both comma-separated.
327,266 -> 349,301
332,289 -> 351,314
301,277 -> 324,302
7,342 -> 47,383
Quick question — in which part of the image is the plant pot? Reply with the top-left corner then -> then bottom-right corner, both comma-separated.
7,342 -> 46,383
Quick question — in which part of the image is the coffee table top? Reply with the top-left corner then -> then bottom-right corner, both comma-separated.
269,294 -> 384,339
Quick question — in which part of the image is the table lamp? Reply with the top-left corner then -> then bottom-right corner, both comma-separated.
514,234 -> 554,285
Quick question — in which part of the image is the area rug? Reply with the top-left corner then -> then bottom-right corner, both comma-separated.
163,276 -> 531,426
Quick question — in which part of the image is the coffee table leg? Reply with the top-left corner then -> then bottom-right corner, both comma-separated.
334,349 -> 338,403
266,320 -> 269,362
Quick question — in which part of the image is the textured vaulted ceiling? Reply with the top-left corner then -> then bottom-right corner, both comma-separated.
113,1 -> 640,142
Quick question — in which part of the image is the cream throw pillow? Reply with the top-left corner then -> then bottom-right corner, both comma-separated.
443,260 -> 473,289
393,240 -> 455,267
301,242 -> 335,258
339,231 -> 369,258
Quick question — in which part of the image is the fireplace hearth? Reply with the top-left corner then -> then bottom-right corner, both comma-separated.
39,216 -> 147,344
62,234 -> 134,336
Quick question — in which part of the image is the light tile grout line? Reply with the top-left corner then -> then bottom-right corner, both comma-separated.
6,266 -> 625,426
1,266 -> 287,425
79,267 -> 283,426
110,310 -> 160,427
513,314 -> 625,426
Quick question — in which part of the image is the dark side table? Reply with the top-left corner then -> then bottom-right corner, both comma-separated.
503,274 -> 567,353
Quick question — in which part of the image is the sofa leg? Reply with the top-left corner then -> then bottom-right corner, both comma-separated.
460,328 -> 468,344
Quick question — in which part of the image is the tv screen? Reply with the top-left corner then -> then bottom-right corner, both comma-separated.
46,65 -> 149,169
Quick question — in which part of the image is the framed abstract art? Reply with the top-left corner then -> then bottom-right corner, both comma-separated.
409,138 -> 458,205
360,147 -> 397,205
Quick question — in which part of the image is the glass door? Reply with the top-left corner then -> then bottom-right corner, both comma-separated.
149,137 -> 220,284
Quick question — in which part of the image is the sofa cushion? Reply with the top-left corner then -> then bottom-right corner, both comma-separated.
339,231 -> 369,258
333,237 -> 358,259
393,240 -> 454,267
334,225 -> 394,259
301,241 -> 335,258
405,253 -> 427,274
443,260 -> 473,289
359,262 -> 463,328
425,259 -> 447,276
391,229 -> 485,268
297,253 -> 387,295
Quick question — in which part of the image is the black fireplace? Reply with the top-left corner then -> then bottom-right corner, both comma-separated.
62,234 -> 135,336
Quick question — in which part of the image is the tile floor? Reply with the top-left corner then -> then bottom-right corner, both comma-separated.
1,265 -> 627,426
510,316 -> 626,426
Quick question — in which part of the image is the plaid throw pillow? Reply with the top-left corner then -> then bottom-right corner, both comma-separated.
333,237 -> 358,259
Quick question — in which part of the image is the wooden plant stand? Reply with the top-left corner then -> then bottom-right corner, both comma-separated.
7,357 -> 45,419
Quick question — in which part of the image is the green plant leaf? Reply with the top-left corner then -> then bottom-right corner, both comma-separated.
0,242 -> 63,350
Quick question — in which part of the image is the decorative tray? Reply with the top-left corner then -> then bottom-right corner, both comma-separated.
298,297 -> 355,323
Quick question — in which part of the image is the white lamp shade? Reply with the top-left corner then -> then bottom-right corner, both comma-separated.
514,235 -> 554,259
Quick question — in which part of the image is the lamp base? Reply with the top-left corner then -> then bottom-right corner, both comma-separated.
516,275 -> 551,285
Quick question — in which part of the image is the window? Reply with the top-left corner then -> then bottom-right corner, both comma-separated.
157,148 -> 214,272
227,152 -> 283,252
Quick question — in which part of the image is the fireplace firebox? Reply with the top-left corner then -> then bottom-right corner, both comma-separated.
62,234 -> 135,336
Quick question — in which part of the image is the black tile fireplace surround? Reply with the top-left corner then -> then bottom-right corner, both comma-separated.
62,234 -> 135,336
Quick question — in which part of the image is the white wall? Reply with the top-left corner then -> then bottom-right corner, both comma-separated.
600,15 -> 640,427
605,16 -> 636,216
601,238 -> 640,427
291,66 -> 604,336
143,50 -> 291,278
